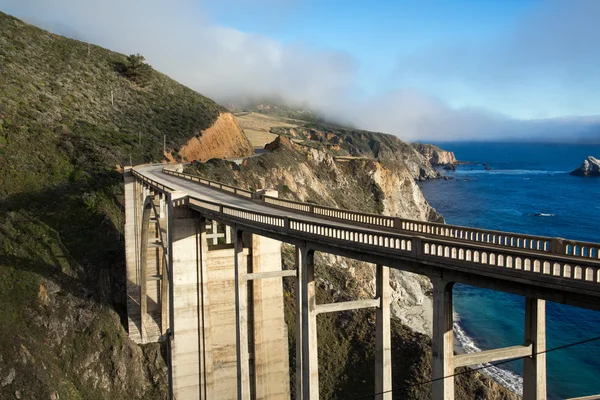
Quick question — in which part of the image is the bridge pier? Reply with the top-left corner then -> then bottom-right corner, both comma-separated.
375,264 -> 392,400
432,275 -> 455,400
234,227 -> 251,400
170,208 -> 204,399
295,247 -> 304,400
300,247 -> 319,400
523,298 -> 546,400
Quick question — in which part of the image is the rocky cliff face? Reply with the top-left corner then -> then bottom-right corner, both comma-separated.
270,123 -> 441,180
177,112 -> 254,162
188,138 -> 519,399
570,156 -> 600,176
412,143 -> 457,166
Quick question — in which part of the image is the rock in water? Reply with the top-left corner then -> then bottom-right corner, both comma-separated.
570,156 -> 600,177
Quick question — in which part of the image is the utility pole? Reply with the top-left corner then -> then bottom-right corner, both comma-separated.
163,135 -> 166,153
111,90 -> 114,106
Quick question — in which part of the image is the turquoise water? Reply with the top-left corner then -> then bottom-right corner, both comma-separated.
418,142 -> 600,399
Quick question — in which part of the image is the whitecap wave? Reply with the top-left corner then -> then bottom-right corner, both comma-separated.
453,315 -> 523,395
455,169 -> 567,176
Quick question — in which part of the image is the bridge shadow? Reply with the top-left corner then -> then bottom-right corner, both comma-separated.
0,170 -> 129,328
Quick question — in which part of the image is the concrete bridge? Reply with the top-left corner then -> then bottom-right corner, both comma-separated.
124,164 -> 600,400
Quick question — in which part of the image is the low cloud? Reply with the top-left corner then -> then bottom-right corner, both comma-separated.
1,0 -> 599,142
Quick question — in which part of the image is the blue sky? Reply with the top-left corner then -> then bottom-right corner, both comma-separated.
2,0 -> 600,141
202,0 -> 542,102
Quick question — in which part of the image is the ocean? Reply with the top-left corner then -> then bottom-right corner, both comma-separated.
418,142 -> 600,399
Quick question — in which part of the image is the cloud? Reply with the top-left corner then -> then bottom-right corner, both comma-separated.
0,0 -> 357,109
1,0 -> 599,142
391,0 -> 600,120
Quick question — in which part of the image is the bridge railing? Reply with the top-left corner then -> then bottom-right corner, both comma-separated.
262,196 -> 600,261
132,169 -> 174,192
186,193 -> 600,288
158,169 -> 600,262
162,169 -> 253,198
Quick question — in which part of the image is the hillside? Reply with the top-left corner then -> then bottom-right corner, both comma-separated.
0,12 -> 250,399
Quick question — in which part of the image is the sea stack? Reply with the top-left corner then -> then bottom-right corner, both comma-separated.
570,156 -> 600,177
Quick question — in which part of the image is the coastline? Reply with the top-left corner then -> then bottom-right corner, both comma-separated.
399,294 -> 523,396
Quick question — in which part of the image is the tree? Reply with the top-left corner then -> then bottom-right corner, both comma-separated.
124,53 -> 152,84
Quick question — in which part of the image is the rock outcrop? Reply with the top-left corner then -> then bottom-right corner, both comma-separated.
270,124 -> 442,180
411,143 -> 457,166
178,112 -> 254,162
570,156 -> 600,177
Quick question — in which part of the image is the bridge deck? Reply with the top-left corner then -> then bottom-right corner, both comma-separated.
135,165 -> 600,311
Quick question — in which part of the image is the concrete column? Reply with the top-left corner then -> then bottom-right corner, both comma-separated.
301,247 -> 319,400
523,298 -> 546,400
211,220 -> 219,245
234,228 -> 251,400
375,264 -> 392,400
249,233 -> 290,399
159,193 -> 166,219
124,168 -> 143,343
432,276 -> 454,400
170,213 -> 201,400
295,246 -> 304,400
139,203 -> 150,342
225,225 -> 232,244
198,217 -> 214,399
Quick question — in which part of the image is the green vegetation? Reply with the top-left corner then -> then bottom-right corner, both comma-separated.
0,11 -> 222,398
121,53 -> 153,84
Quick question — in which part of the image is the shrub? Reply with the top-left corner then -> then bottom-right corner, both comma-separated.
123,53 -> 152,83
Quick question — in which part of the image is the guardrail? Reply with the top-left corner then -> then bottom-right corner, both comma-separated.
132,169 -> 174,192
186,193 -> 600,288
162,169 -> 253,199
142,168 -> 600,265
262,196 -> 600,261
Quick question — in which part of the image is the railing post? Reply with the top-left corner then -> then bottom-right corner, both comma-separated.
551,238 -> 565,255
431,274 -> 454,400
412,237 -> 422,257
300,246 -> 319,400
375,264 -> 392,400
523,298 -> 546,400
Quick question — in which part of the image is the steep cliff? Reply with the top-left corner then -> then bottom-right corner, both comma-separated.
188,138 -> 519,399
412,143 -> 458,166
177,112 -> 253,162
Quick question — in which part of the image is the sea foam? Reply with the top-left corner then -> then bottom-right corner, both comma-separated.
453,313 -> 523,395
